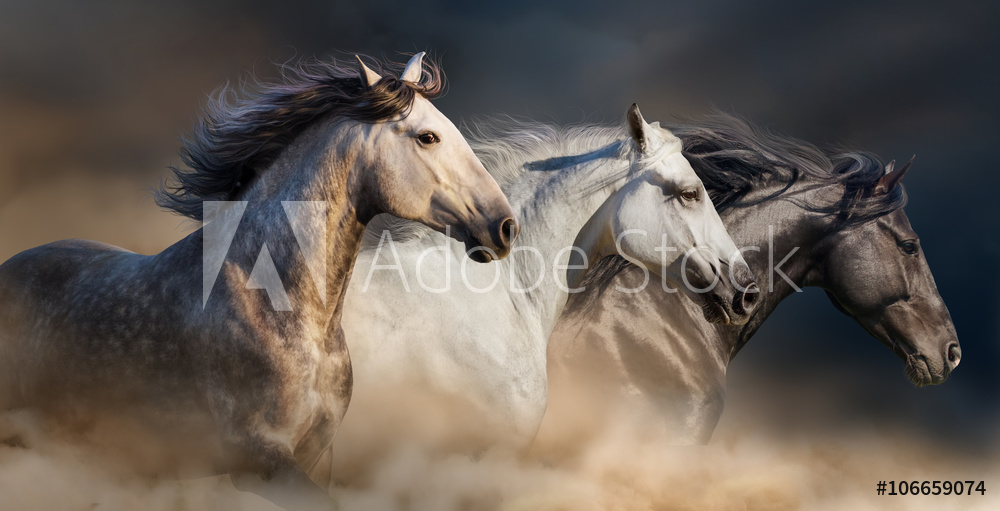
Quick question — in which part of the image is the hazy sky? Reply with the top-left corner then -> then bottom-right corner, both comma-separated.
0,0 -> 997,447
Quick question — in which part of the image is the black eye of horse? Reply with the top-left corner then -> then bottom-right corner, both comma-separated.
417,132 -> 440,145
900,240 -> 918,255
680,189 -> 699,201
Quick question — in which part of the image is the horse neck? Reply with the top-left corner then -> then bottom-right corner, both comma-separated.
719,180 -> 838,360
217,121 -> 367,334
505,143 -> 631,337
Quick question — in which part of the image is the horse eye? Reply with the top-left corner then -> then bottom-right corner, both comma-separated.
417,132 -> 440,145
680,189 -> 699,201
900,240 -> 918,255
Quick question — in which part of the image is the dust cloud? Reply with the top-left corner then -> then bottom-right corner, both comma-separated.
1,391 -> 997,511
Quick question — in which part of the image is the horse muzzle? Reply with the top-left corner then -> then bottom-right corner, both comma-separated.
688,257 -> 758,326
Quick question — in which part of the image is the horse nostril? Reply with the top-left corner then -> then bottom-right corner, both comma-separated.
733,283 -> 759,315
946,342 -> 962,369
498,217 -> 519,247
468,248 -> 492,263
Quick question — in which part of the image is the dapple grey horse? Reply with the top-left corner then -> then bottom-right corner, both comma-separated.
0,53 -> 516,510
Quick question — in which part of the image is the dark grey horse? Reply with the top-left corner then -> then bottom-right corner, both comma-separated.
0,53 -> 516,510
540,113 -> 960,448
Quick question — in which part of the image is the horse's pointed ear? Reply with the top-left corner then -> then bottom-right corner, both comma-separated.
400,52 -> 426,83
627,103 -> 650,152
356,55 -> 382,88
874,155 -> 914,196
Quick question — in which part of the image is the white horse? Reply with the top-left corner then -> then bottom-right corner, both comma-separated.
330,105 -> 758,475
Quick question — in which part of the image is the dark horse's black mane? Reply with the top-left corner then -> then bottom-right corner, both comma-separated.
155,55 -> 445,220
581,111 -> 908,293
665,112 -> 905,219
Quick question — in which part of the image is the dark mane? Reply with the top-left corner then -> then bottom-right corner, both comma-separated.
578,112 -> 908,295
662,112 -> 906,220
155,54 -> 445,220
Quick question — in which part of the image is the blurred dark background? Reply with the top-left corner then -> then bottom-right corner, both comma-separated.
1,0 -> 997,450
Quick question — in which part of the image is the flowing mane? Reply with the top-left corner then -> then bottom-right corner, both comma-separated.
577,111 -> 908,294
664,112 -> 906,220
156,55 -> 445,220
466,117 -> 630,190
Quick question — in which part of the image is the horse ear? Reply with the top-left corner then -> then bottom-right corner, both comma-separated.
400,52 -> 426,83
356,55 -> 382,88
627,103 -> 650,153
873,155 -> 914,196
